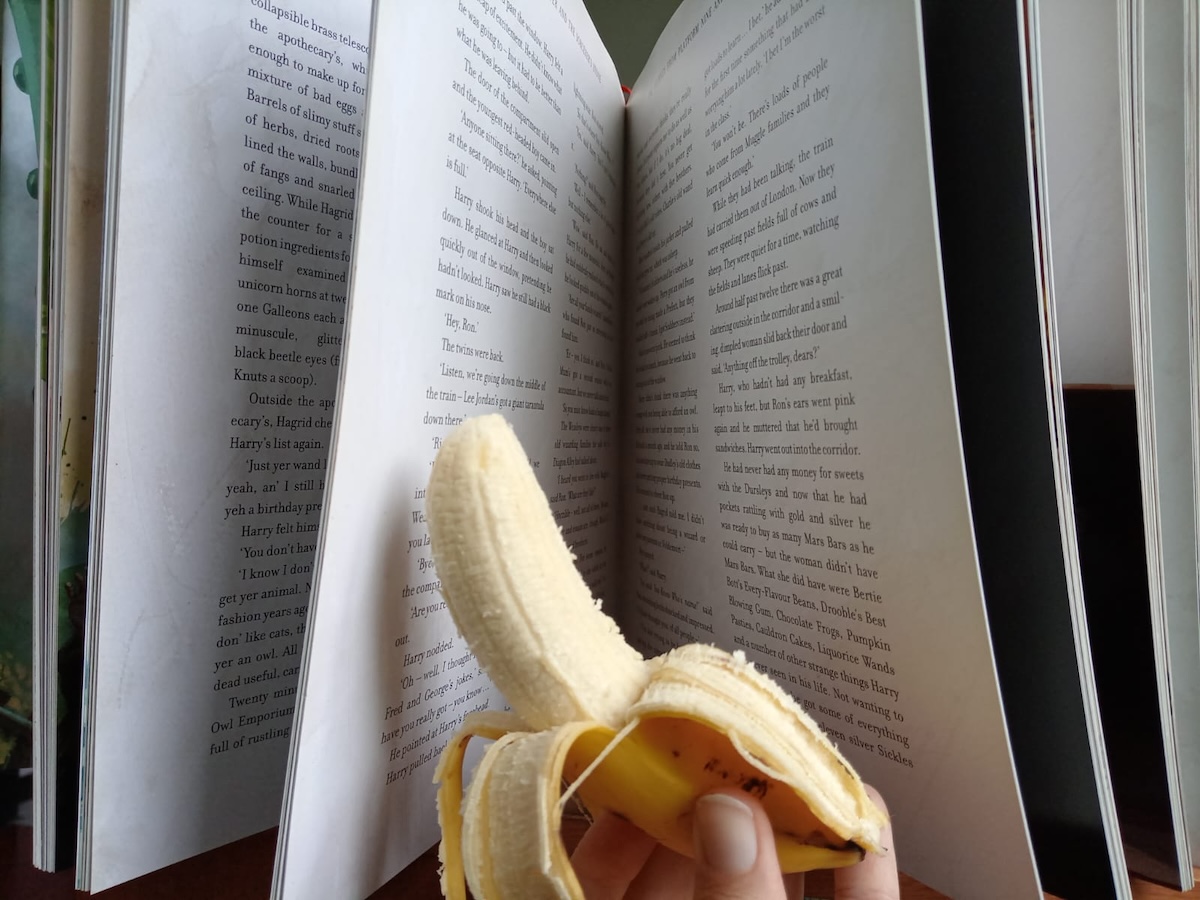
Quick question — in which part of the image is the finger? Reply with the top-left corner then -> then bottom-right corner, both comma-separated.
835,785 -> 899,900
571,811 -> 659,900
625,843 -> 695,900
784,871 -> 806,900
692,792 -> 788,900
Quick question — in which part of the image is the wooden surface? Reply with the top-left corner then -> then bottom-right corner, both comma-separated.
4,821 -> 1200,899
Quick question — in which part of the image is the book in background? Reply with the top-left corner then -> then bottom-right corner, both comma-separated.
1118,0 -> 1200,869
1027,0 -> 1198,886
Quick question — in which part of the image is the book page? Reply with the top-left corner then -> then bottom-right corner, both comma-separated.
1038,0 -> 1190,883
1130,0 -> 1197,872
1038,0 -> 1134,388
272,3 -> 625,898
81,0 -> 369,889
620,2 -> 1039,897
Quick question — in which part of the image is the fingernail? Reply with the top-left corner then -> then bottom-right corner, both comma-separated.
695,794 -> 758,874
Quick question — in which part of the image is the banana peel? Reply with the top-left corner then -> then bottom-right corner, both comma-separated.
427,414 -> 887,899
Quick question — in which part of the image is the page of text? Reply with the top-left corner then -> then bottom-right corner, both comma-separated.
620,2 -> 1039,897
83,0 -> 369,889
272,3 -> 626,898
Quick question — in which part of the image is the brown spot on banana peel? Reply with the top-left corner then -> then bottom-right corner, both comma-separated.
740,776 -> 770,799
779,828 -> 865,857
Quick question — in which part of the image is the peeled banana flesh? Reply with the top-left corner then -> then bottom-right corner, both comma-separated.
427,414 -> 887,899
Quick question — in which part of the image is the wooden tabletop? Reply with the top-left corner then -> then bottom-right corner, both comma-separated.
4,821 -> 1199,899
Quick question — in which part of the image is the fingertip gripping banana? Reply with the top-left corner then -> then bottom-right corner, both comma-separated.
427,414 -> 887,899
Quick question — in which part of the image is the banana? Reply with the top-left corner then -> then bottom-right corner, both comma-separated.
427,414 -> 887,900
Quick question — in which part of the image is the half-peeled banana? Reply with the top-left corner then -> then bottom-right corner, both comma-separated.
427,414 -> 886,899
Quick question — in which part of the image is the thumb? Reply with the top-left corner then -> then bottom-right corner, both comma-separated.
692,792 -> 788,900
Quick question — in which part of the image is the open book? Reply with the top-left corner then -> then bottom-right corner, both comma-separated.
30,0 -> 1197,898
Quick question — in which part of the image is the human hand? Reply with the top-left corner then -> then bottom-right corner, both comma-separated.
570,785 -> 898,900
